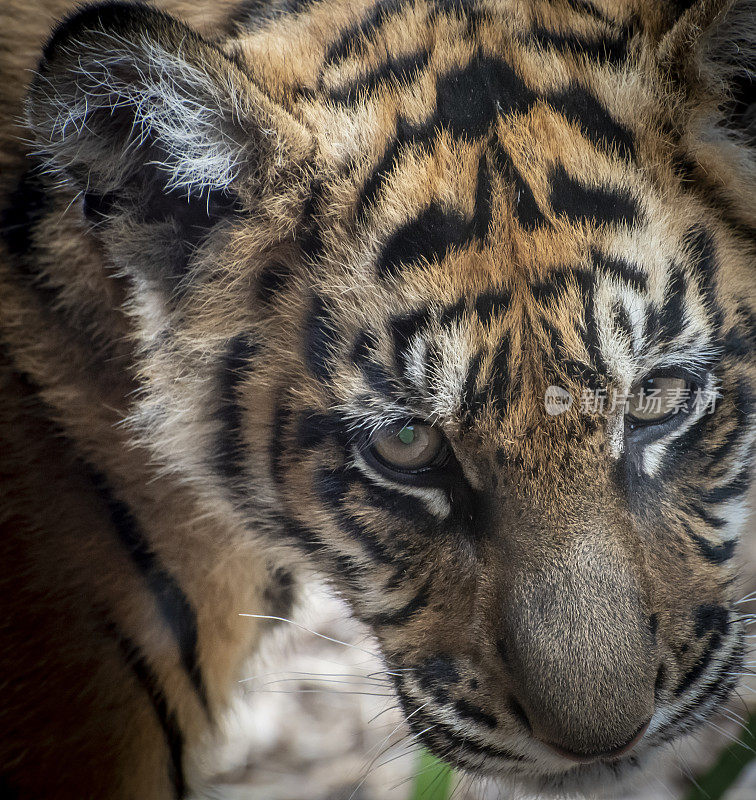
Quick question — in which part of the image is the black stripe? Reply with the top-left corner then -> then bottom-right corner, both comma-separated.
416,654 -> 461,686
461,350 -> 485,416
491,141 -> 547,229
530,267 -> 592,304
368,579 -> 431,627
528,25 -> 628,65
304,294 -> 339,381
690,502 -> 729,529
591,248 -> 647,293
300,180 -> 326,263
657,264 -> 688,343
88,470 -> 208,713
582,275 -> 606,374
614,303 -> 634,341
487,335 -> 511,412
687,527 -> 737,564
438,297 -> 468,330
674,632 -> 723,697
642,304 -> 660,345
563,357 -> 603,390
351,329 -> 398,398
474,290 -> 510,323
454,698 -> 498,729
666,409 -> 713,464
316,468 -> 426,590
473,150 -> 493,240
275,509 -> 366,587
704,381 -> 753,470
431,0 -> 479,16
398,691 -> 525,762
316,467 -> 405,568
702,469 -> 751,504
671,151 -> 700,183
684,225 -> 724,332
107,624 -> 186,799
269,398 -> 294,487
660,642 -> 743,735
270,409 -> 367,588
355,471 -> 440,527
564,0 -> 616,26
389,306 -> 432,377
256,262 -> 292,306
549,164 -> 639,226
1,168 -> 49,258
378,202 -> 473,278
547,83 -> 635,160
263,566 -> 296,619
355,54 -> 536,219
434,53 -> 537,140
324,0 -> 406,63
328,50 -> 430,105
541,317 -> 566,359
295,409 -> 343,450
495,638 -> 509,665
227,0 -> 288,31
356,118 -> 436,220
649,613 -> 659,641
214,334 -> 258,489
722,311 -> 756,357
694,605 -> 730,638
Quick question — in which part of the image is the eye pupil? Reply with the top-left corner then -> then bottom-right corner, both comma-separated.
398,427 -> 415,445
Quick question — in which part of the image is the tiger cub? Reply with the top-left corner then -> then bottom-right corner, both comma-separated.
0,0 -> 754,797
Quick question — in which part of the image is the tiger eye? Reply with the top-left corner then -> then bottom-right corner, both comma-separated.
626,376 -> 690,424
370,424 -> 443,471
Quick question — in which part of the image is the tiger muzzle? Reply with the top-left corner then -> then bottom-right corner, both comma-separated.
499,533 -> 657,761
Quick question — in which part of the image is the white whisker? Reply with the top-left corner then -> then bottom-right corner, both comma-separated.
239,613 -> 379,659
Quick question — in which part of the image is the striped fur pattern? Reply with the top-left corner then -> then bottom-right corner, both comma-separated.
0,0 -> 754,797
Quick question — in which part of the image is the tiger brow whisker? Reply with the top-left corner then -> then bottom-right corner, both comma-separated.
252,688 -> 396,697
239,613 -> 380,658
701,719 -> 755,752
368,702 -> 404,725
384,733 -> 440,792
361,699 -> 428,763
347,705 -> 431,800
254,677 -> 393,689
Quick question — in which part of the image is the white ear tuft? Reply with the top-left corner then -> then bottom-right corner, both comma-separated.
27,2 -> 313,199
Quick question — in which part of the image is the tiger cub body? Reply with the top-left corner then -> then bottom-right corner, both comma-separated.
0,0 -> 754,798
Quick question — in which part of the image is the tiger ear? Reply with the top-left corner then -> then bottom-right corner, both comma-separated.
655,0 -> 755,221
657,0 -> 755,142
26,2 -> 314,266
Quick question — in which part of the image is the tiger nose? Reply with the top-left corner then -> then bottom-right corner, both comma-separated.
499,535 -> 657,760
538,718 -> 651,763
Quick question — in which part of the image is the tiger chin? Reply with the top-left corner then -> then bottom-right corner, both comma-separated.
0,0 -> 754,798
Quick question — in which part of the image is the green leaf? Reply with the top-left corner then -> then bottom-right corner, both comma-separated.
409,749 -> 454,800
684,712 -> 756,800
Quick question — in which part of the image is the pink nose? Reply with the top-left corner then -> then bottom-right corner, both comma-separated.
541,719 -> 651,764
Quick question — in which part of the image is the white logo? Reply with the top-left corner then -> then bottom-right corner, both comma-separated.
545,385 -> 573,416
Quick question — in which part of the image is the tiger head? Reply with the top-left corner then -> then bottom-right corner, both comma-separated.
27,0 -> 755,791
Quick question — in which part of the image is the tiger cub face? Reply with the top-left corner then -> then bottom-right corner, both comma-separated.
27,0 -> 754,792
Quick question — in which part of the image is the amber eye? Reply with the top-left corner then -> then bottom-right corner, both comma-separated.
369,424 -> 445,471
626,375 -> 691,425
